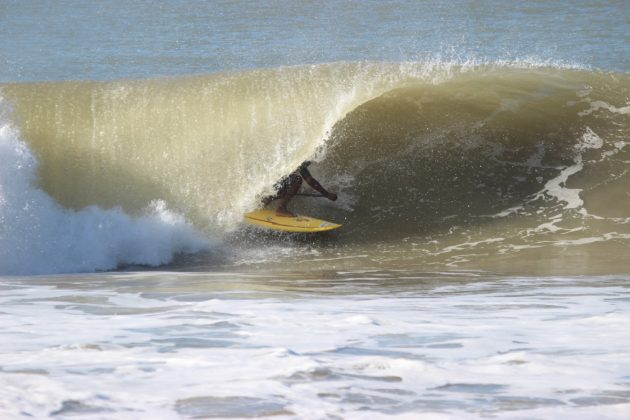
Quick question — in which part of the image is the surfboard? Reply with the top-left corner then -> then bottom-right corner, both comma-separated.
244,209 -> 341,233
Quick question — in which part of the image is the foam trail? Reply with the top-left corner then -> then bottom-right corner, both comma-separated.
535,128 -> 603,211
0,110 -> 209,275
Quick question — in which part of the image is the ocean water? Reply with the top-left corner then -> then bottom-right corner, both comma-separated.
1,1 -> 630,418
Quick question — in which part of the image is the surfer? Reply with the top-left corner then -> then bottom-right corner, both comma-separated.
263,161 -> 337,217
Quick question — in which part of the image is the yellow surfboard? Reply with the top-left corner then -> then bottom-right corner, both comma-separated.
244,209 -> 341,233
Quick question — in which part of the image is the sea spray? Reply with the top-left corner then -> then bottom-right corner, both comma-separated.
0,106 -> 209,275
0,62 -> 483,229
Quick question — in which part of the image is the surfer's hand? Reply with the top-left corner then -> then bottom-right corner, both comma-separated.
327,192 -> 338,201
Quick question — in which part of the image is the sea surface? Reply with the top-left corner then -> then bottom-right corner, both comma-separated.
1,1 -> 630,418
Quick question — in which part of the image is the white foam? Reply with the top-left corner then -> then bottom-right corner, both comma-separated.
602,140 -> 627,158
578,100 -> 630,117
540,162 -> 584,209
0,114 -> 210,275
489,204 -> 524,218
534,127 -> 603,211
1,275 -> 629,419
576,127 -> 604,151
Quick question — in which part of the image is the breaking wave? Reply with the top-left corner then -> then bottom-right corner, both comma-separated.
0,103 -> 209,275
1,61 -> 629,273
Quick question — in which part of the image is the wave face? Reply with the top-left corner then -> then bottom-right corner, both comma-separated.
323,68 -> 630,232
2,63 -> 413,230
2,62 -> 630,273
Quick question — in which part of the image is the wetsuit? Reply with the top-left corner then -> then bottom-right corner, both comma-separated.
274,162 -> 311,195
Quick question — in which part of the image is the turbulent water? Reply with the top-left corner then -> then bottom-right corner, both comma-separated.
1,1 -> 630,419
2,272 -> 630,419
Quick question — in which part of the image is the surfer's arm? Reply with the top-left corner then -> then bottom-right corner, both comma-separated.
303,175 -> 337,201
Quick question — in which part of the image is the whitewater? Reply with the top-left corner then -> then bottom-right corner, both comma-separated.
1,1 -> 630,418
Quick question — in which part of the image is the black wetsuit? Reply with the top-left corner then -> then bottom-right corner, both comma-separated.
274,162 -> 311,195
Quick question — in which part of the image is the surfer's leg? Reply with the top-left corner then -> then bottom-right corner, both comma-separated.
276,174 -> 302,217
262,177 -> 290,206
262,193 -> 278,206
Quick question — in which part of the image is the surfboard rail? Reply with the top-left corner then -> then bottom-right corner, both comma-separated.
244,209 -> 341,233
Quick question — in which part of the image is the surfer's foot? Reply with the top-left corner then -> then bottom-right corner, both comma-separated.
276,207 -> 296,217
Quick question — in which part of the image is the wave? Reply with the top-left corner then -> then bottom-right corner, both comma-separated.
321,67 -> 630,237
2,62 -> 402,230
1,61 -> 629,273
0,101 -> 209,275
